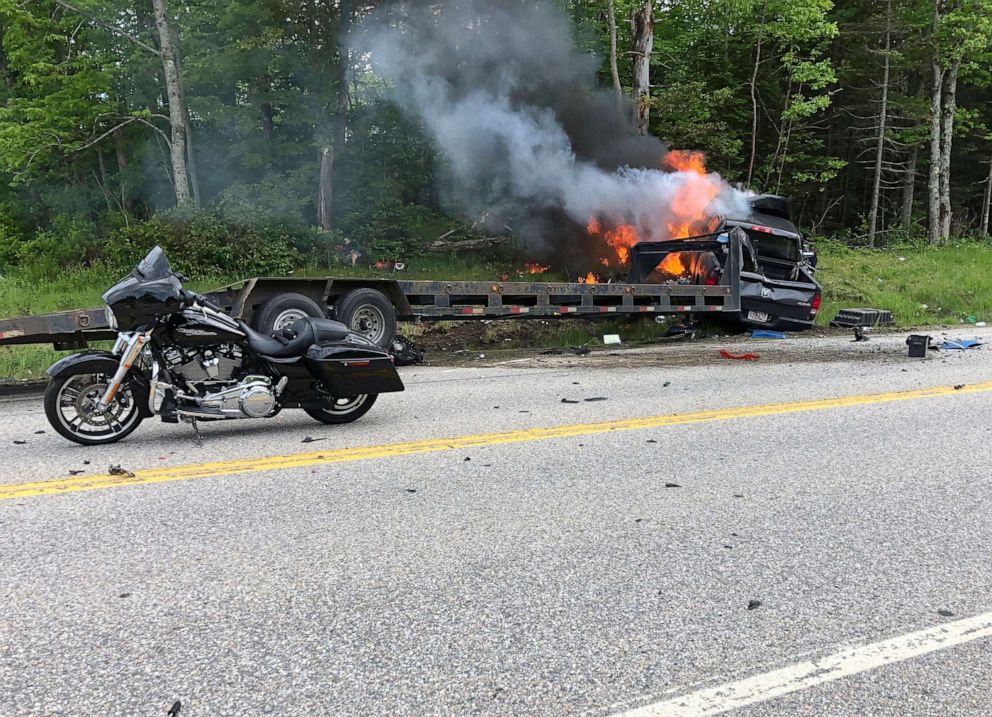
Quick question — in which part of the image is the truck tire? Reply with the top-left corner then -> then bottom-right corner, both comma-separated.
252,292 -> 327,335
334,289 -> 396,349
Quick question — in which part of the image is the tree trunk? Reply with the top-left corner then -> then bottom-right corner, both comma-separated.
746,22 -> 764,186
900,142 -> 918,228
112,127 -> 128,171
982,149 -> 992,236
607,0 -> 622,109
867,0 -> 892,248
938,60 -> 959,241
630,1 -> 653,136
927,57 -> 943,245
317,146 -> 333,230
317,0 -> 351,230
150,0 -> 192,207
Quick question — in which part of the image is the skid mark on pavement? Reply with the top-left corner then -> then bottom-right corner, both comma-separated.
614,610 -> 992,716
2,380 -> 990,502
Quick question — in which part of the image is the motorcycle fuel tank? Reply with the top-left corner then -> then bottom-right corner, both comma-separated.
169,309 -> 246,348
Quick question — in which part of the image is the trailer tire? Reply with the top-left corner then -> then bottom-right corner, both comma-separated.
334,289 -> 396,349
252,292 -> 327,335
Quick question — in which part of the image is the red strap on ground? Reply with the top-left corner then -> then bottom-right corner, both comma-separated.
719,350 -> 761,361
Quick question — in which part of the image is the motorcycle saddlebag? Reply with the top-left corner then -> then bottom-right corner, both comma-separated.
304,344 -> 405,396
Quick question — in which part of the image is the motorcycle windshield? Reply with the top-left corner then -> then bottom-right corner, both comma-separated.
135,246 -> 173,280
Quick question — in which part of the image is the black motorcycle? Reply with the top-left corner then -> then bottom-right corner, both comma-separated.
44,246 -> 404,445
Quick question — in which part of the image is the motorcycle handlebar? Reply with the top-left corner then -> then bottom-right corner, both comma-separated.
182,289 -> 222,313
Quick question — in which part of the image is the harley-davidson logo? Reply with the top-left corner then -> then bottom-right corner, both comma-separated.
177,328 -> 216,337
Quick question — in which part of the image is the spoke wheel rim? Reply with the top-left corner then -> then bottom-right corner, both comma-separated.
56,373 -> 139,441
350,306 -> 385,344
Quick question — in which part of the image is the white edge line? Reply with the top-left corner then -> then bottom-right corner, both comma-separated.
615,611 -> 992,717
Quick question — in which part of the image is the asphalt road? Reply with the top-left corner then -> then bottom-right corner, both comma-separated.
1,329 -> 991,716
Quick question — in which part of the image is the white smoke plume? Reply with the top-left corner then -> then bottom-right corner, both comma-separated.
354,0 -> 750,256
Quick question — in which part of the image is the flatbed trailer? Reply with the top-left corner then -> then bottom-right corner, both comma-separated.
0,233 -> 743,351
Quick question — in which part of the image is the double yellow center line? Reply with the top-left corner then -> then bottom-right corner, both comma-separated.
2,380 -> 989,502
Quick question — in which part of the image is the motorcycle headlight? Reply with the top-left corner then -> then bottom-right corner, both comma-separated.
104,305 -> 118,331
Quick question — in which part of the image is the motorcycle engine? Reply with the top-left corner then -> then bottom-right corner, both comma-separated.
162,344 -> 244,391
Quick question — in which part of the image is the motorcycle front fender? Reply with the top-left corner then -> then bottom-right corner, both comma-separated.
46,351 -> 153,417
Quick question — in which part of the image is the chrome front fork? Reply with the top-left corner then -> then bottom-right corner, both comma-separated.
98,332 -> 150,409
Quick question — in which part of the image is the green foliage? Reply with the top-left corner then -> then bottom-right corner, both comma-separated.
108,211 -> 303,278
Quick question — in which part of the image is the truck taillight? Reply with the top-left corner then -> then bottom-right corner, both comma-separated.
811,292 -> 822,315
704,274 -> 719,286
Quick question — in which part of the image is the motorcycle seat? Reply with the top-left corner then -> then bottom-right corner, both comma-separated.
240,318 -> 351,358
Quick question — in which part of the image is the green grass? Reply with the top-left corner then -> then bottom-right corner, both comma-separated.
815,241 -> 992,327
2,243 -> 990,381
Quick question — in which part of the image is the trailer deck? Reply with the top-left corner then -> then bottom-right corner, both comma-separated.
0,233 -> 743,350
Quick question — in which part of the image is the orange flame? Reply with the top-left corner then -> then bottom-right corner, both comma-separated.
585,149 -> 721,270
525,262 -> 549,274
578,272 -> 598,284
664,150 -> 720,239
656,252 -> 687,276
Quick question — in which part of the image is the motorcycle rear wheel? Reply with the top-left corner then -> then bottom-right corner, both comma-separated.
304,394 -> 377,424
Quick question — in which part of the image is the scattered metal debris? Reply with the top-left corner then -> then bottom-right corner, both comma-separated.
665,482 -> 681,488
747,599 -> 762,610
561,398 -> 580,404
301,436 -> 327,444
584,397 -> 608,402
108,465 -> 135,478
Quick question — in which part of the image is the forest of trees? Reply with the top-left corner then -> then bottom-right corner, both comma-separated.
0,0 -> 990,276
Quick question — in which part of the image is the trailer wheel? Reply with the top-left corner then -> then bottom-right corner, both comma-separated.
252,292 -> 327,334
334,288 -> 396,349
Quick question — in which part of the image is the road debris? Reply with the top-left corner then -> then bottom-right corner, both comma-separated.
108,465 -> 135,477
391,335 -> 425,366
405,488 -> 417,493
906,335 -> 930,358
720,350 -> 760,361
938,609 -> 955,617
603,334 -> 622,345
168,700 -> 182,716
584,397 -> 608,402
830,308 -> 894,328
853,327 -> 871,342
939,338 -> 983,350
646,439 -> 658,444
301,436 -> 327,444
747,599 -> 763,610
954,384 -> 966,390
751,330 -> 786,339
34,430 -> 45,434
68,470 -> 85,476
665,482 -> 681,488
12,440 -> 26,445
561,398 -> 580,404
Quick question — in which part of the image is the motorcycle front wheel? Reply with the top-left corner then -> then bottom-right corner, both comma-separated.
304,394 -> 377,424
44,370 -> 144,446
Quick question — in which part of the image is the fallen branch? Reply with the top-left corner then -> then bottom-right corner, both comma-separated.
427,236 -> 511,252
